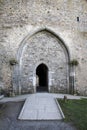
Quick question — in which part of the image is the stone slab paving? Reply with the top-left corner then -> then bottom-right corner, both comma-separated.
18,93 -> 63,120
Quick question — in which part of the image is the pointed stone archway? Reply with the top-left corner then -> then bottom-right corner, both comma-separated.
36,63 -> 48,92
14,28 -> 71,94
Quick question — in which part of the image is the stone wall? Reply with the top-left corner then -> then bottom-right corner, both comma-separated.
0,0 -> 87,95
16,30 -> 69,94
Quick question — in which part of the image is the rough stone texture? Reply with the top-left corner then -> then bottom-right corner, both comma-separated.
0,0 -> 87,95
0,45 -> 11,90
18,31 -> 69,94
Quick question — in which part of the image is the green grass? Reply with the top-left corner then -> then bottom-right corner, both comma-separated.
58,98 -> 87,130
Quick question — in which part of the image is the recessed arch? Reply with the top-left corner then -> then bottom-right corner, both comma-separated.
17,27 -> 70,62
14,27 -> 71,94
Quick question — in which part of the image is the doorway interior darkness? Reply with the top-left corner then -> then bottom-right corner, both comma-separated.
36,63 -> 48,92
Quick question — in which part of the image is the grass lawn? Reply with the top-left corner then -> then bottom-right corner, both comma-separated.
58,98 -> 87,130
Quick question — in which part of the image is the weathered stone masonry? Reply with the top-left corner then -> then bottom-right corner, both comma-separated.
14,29 -> 70,94
0,0 -> 87,95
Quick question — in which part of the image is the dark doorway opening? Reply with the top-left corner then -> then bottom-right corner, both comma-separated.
36,63 -> 48,92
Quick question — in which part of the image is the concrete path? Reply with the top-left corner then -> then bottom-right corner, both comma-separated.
0,92 -> 87,121
1,93 -> 86,103
0,101 -> 77,130
18,93 -> 64,120
0,94 -> 30,102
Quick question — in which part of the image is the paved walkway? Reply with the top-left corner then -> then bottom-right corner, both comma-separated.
0,93 -> 87,121
0,101 -> 77,130
18,93 -> 64,120
0,93 -> 83,103
18,92 -> 83,120
0,93 -> 86,129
